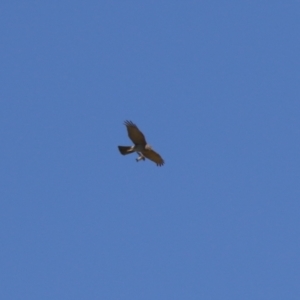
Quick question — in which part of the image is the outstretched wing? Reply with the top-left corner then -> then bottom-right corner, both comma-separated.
141,148 -> 164,166
124,120 -> 147,145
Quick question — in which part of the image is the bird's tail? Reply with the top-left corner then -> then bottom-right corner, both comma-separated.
118,146 -> 134,155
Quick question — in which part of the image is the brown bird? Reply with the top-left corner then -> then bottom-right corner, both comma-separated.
118,120 -> 165,166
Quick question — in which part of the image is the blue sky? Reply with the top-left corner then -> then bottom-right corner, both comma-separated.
1,1 -> 299,299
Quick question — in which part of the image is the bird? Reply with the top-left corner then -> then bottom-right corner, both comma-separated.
118,120 -> 165,166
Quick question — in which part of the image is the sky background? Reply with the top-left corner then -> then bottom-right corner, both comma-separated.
1,1 -> 300,299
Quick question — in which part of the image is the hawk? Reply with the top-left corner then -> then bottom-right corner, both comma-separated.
118,120 -> 165,166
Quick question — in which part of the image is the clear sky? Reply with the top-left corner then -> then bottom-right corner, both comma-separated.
1,1 -> 299,299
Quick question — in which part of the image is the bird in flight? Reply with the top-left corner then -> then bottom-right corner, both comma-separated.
118,120 -> 165,166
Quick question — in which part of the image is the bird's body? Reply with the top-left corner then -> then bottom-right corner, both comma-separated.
118,120 -> 164,166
